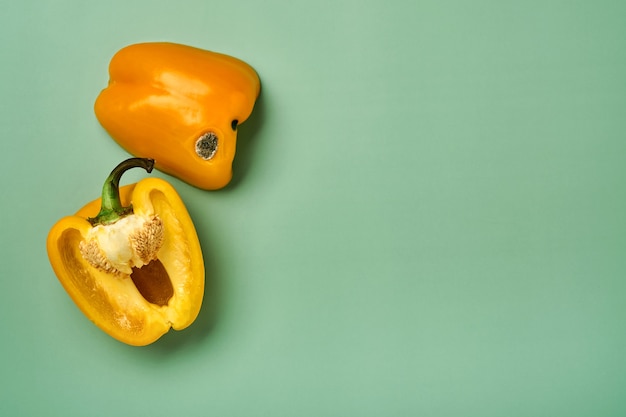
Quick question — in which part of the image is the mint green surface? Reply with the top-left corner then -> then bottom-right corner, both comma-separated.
1,1 -> 625,416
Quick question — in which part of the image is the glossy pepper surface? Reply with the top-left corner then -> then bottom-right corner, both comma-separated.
47,158 -> 205,346
94,42 -> 261,190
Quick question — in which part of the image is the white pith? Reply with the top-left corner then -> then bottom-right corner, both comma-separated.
79,214 -> 164,275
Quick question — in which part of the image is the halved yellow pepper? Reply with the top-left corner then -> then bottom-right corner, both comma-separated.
94,42 -> 261,190
47,158 -> 204,346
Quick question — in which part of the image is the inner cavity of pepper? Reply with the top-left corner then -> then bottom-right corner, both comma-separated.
195,132 -> 218,160
130,260 -> 174,306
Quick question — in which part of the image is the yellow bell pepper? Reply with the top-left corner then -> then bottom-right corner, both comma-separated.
46,158 -> 204,346
94,42 -> 261,190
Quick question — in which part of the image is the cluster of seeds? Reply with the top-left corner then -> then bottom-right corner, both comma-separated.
80,215 -> 164,276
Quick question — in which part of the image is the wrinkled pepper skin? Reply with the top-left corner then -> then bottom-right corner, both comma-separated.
94,42 -> 261,190
47,162 -> 204,346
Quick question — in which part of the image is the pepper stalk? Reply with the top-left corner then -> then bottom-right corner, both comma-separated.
88,157 -> 155,226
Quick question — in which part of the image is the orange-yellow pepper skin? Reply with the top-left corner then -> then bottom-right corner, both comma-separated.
47,177 -> 205,346
94,42 -> 261,190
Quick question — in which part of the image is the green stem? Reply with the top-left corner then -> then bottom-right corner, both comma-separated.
88,158 -> 155,226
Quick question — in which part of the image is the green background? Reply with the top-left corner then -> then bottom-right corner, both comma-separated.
1,1 -> 625,415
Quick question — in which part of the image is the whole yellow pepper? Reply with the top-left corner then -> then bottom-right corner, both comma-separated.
94,42 -> 261,190
47,158 -> 205,346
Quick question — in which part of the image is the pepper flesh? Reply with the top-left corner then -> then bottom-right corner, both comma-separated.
47,159 -> 204,346
94,42 -> 261,190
